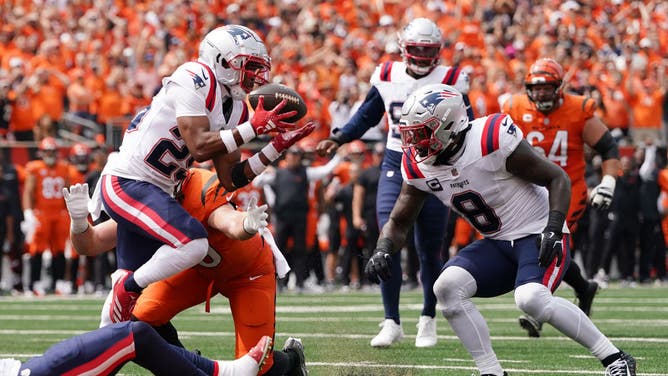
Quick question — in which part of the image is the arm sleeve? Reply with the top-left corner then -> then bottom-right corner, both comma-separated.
336,86 -> 386,143
306,154 -> 343,181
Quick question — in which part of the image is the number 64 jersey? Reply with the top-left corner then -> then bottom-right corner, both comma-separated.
401,113 -> 555,241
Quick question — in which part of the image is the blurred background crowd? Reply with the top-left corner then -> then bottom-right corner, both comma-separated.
0,0 -> 667,295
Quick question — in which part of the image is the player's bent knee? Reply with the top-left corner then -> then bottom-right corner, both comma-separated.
434,266 -> 476,318
178,238 -> 209,267
514,282 -> 554,321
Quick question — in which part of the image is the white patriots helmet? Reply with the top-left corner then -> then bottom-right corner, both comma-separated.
398,18 -> 442,76
399,84 -> 469,163
198,25 -> 271,100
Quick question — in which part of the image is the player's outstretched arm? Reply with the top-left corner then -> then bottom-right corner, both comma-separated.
365,182 -> 428,283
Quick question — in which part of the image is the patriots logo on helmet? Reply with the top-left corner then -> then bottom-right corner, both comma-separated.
226,25 -> 257,45
419,90 -> 458,115
186,69 -> 208,90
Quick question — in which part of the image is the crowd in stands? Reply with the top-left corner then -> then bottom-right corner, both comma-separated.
0,0 -> 667,294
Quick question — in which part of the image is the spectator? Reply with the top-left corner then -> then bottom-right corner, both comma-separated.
602,155 -> 641,286
638,142 -> 667,284
255,146 -> 342,293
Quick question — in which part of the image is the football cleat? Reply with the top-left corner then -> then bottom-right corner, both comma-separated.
247,336 -> 272,372
370,319 -> 404,347
479,373 -> 509,376
605,352 -> 636,376
576,280 -> 599,317
518,314 -> 542,338
415,315 -> 437,347
110,270 -> 140,323
283,337 -> 308,376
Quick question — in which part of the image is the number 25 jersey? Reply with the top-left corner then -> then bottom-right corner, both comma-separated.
402,114 -> 554,241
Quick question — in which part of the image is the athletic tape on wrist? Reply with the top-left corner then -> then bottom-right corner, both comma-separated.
262,143 -> 281,161
247,153 -> 266,175
237,121 -> 256,143
70,219 -> 90,234
219,129 -> 238,153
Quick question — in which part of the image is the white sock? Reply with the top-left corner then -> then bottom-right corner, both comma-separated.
215,354 -> 258,376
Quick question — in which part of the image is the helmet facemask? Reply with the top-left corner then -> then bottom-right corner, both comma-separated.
398,18 -> 442,76
199,25 -> 271,100
400,84 -> 469,164
525,58 -> 565,113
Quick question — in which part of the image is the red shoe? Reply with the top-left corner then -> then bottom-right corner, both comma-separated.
247,336 -> 272,371
110,270 -> 140,323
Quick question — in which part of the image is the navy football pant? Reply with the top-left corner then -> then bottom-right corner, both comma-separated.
376,168 -> 448,321
21,321 -> 213,375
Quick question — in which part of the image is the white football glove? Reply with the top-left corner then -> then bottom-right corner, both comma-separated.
62,183 -> 91,234
242,196 -> 269,235
589,175 -> 616,210
20,209 -> 38,243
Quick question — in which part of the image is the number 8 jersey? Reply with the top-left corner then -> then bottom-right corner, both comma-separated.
401,113 -> 555,241
104,61 -> 249,195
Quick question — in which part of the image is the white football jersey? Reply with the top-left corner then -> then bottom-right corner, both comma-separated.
401,113 -> 551,241
103,61 -> 248,194
370,61 -> 470,153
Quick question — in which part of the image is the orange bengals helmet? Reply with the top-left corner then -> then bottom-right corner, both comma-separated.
524,58 -> 565,113
39,137 -> 58,151
70,142 -> 91,172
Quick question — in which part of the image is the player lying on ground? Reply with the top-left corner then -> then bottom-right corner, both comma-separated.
0,321 -> 271,376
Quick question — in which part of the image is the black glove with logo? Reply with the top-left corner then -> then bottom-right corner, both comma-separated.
536,211 -> 566,268
364,238 -> 394,284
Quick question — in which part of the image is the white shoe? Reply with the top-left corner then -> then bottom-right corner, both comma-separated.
370,319 -> 404,347
415,315 -> 437,347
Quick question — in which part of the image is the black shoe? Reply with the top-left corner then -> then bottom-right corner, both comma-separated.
518,315 -> 542,338
283,337 -> 308,376
577,280 -> 599,316
480,372 -> 509,376
605,351 -> 636,376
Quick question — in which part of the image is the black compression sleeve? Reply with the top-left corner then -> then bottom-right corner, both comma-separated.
231,160 -> 251,189
593,131 -> 619,161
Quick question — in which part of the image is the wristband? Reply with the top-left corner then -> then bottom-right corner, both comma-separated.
261,143 -> 281,162
219,129 -> 238,153
247,153 -> 267,176
236,121 -> 257,143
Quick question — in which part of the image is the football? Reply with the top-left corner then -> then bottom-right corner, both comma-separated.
247,83 -> 308,123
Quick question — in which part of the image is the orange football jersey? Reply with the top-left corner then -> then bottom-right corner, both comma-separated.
503,93 -> 597,228
178,168 -> 270,282
25,160 -> 70,213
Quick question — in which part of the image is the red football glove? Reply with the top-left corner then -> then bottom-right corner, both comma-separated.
270,121 -> 316,153
250,96 -> 299,135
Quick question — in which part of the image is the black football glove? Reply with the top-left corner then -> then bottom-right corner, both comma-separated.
536,210 -> 566,268
365,249 -> 392,284
536,231 -> 564,268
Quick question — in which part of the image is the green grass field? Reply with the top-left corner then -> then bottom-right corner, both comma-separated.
1,284 -> 667,376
